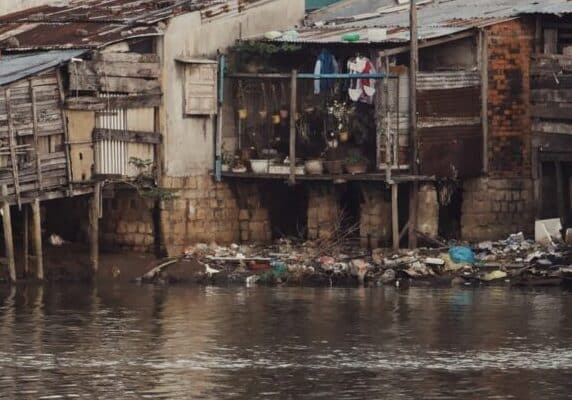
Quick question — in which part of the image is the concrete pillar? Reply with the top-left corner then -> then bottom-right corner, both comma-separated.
416,183 -> 439,239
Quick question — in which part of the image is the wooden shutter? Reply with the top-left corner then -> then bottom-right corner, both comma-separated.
184,63 -> 217,116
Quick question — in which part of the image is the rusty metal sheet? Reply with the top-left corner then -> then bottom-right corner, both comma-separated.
419,125 -> 482,178
418,87 -> 481,118
0,0 -> 246,51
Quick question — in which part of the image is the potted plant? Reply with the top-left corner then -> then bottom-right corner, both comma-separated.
231,156 -> 247,173
323,147 -> 344,175
328,100 -> 352,142
304,159 -> 324,175
221,151 -> 233,172
345,152 -> 368,174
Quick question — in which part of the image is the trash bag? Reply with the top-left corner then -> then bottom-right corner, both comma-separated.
449,246 -> 476,264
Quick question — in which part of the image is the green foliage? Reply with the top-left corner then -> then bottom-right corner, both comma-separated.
232,40 -> 301,56
128,157 -> 177,201
345,152 -> 368,166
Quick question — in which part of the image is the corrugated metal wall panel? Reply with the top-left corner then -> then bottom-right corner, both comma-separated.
95,94 -> 128,175
417,71 -> 482,178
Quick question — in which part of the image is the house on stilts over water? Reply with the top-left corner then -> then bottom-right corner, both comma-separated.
216,0 -> 572,250
3,0 -> 572,282
0,0 -> 305,281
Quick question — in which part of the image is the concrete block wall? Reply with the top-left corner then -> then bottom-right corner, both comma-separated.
307,185 -> 339,240
101,191 -> 155,253
160,175 -> 240,256
461,177 -> 535,241
359,184 -> 392,247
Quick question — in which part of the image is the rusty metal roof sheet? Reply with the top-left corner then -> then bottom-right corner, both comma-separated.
273,0 -> 572,44
0,49 -> 86,86
0,0 -> 235,51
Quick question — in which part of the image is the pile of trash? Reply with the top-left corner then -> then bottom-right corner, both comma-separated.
139,224 -> 572,288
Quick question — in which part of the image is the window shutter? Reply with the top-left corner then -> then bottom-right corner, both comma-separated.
185,63 -> 217,116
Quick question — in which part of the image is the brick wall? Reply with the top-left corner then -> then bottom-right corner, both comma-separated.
487,18 -> 534,178
160,175 -> 240,256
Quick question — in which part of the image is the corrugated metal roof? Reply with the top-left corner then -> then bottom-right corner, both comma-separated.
0,0 -> 240,51
0,49 -> 87,86
273,0 -> 572,44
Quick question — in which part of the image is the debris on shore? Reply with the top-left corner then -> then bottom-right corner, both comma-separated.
137,231 -> 572,288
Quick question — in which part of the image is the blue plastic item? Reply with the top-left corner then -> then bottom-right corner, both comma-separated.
449,246 -> 476,264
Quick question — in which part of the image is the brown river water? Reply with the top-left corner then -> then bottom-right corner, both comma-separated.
0,284 -> 571,399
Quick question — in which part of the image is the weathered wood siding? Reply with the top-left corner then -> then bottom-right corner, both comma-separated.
0,70 -> 68,202
532,55 -> 572,136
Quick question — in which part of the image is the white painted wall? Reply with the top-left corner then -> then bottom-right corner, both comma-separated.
0,0 -> 57,15
161,0 -> 305,177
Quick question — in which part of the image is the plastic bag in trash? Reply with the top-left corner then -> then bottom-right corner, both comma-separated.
449,246 -> 476,264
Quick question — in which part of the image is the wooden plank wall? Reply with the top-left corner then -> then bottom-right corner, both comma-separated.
532,54 -> 572,136
69,52 -> 161,94
0,70 -> 68,202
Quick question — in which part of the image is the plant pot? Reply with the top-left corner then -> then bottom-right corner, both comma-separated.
324,160 -> 344,175
232,166 -> 247,173
238,109 -> 248,120
271,114 -> 281,124
345,162 -> 367,175
339,131 -> 349,143
221,164 -> 230,172
250,159 -> 270,174
279,109 -> 289,119
305,159 -> 324,175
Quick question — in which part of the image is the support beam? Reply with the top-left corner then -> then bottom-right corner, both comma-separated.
89,183 -> 101,274
392,183 -> 399,251
289,69 -> 298,185
1,185 -> 16,283
23,206 -> 29,278
408,0 -> 419,249
480,29 -> 489,174
56,70 -> 73,195
31,198 -> 43,280
4,89 -> 21,208
30,83 -> 44,191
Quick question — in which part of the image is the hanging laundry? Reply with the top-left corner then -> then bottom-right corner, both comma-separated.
314,49 -> 339,95
347,55 -> 376,104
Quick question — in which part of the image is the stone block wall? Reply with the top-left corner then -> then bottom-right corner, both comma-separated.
461,177 -> 535,241
160,174 -> 240,256
236,184 -> 272,243
101,190 -> 155,253
307,185 -> 339,240
359,184 -> 392,247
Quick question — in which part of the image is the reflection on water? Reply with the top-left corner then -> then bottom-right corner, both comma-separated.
0,284 -> 571,399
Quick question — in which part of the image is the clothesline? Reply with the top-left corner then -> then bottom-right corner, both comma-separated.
226,73 -> 398,79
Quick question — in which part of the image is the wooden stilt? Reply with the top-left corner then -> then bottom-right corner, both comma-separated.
392,183 -> 399,250
31,198 -> 43,280
1,185 -> 16,283
23,206 -> 29,278
89,183 -> 101,274
408,182 -> 419,249
555,161 -> 565,225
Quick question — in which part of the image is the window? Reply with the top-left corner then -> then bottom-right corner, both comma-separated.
183,60 -> 218,116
